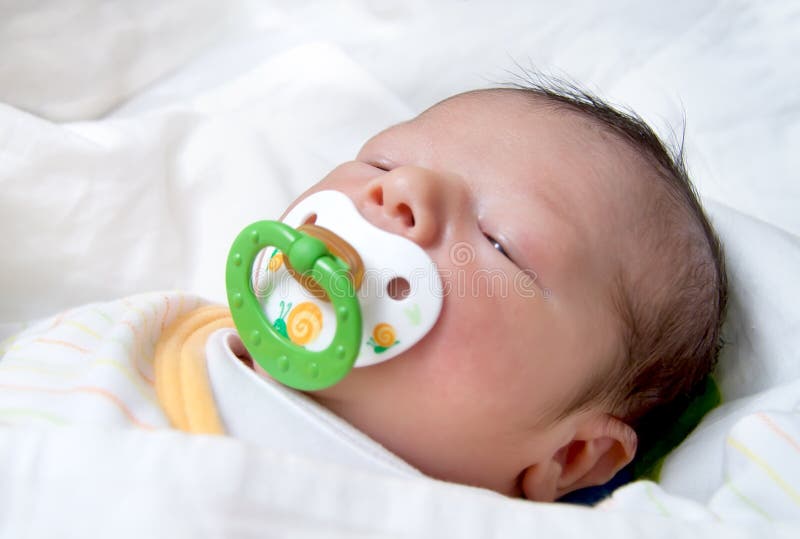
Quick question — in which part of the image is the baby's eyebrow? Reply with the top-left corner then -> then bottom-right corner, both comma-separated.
513,182 -> 585,295
530,181 -> 574,233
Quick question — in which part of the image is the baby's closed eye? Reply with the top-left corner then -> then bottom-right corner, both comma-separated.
484,234 -> 511,260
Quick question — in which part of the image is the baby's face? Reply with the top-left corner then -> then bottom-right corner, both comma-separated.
282,90 -> 638,500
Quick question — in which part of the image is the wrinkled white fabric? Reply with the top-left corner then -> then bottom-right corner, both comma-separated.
207,328 -> 420,477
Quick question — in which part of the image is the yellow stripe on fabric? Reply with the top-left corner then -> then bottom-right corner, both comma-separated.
93,358 -> 156,401
0,358 -> 156,404
123,299 -> 149,332
109,337 -> 132,351
727,436 -> 800,506
0,333 -> 21,355
0,383 -> 156,430
154,305 -> 233,435
62,320 -> 102,339
181,316 -> 235,433
723,472 -> 771,520
91,308 -> 114,325
645,483 -> 670,517
0,408 -> 69,426
34,338 -> 90,354
0,363 -> 80,378
11,330 -> 155,391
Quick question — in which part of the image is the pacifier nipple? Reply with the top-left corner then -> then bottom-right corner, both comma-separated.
284,224 -> 364,300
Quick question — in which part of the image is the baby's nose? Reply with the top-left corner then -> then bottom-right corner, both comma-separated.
361,166 -> 448,247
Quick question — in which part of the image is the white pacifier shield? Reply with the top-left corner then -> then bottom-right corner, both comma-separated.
253,190 -> 443,368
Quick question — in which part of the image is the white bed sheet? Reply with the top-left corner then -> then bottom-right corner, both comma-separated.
1,1 -> 799,537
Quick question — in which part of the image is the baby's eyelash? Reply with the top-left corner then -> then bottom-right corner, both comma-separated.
485,234 -> 511,259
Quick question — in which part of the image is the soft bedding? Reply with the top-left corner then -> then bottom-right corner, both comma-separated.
1,1 -> 799,537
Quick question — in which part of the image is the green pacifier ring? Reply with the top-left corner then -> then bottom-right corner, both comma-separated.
226,221 -> 362,390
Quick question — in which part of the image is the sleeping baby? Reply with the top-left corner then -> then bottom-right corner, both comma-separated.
0,82 -> 727,502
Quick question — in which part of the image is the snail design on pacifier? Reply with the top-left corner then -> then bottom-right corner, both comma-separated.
226,190 -> 443,390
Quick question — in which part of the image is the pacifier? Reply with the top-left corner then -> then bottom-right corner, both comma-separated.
226,190 -> 443,390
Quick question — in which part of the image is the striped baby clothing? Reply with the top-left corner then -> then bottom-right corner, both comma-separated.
0,292 -> 209,430
0,292 -> 419,478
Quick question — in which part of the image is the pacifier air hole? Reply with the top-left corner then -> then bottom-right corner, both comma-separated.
386,276 -> 410,300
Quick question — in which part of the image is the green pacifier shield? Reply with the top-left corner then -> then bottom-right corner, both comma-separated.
226,221 -> 362,390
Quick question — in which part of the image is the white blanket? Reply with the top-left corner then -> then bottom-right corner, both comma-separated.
1,1 -> 799,536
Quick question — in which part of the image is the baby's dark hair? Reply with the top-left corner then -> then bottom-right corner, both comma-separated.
500,75 -> 727,454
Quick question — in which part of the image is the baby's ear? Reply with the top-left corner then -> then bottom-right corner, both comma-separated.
520,414 -> 637,501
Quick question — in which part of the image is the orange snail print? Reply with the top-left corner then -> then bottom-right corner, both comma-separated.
367,323 -> 399,353
267,249 -> 284,272
286,301 -> 323,346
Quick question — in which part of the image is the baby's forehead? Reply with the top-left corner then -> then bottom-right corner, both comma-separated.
423,89 -> 635,150
416,90 -> 639,165
419,90 -> 652,212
